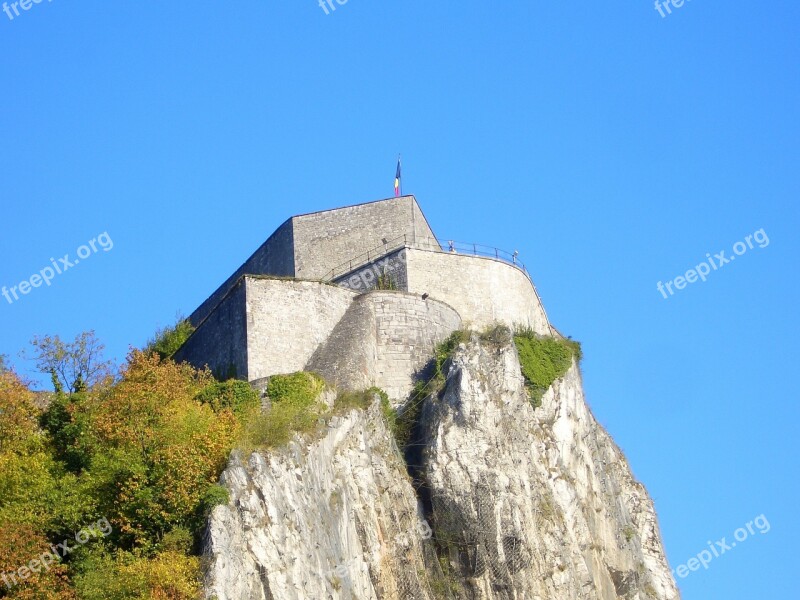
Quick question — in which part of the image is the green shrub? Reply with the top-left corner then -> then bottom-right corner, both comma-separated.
391,331 -> 469,451
267,372 -> 324,406
40,391 -> 96,473
334,386 -> 386,414
146,318 -> 195,360
239,372 -> 325,450
378,390 -> 399,438
73,547 -> 201,600
198,484 -> 230,518
159,526 -> 194,554
376,271 -> 397,290
513,332 -> 582,408
623,525 -> 636,542
195,380 -> 260,419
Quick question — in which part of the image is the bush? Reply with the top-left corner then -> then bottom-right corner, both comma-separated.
159,527 -> 194,555
0,335 -> 252,598
479,323 -> 512,347
195,380 -> 260,419
146,318 -> 195,360
267,372 -> 324,406
74,548 -> 201,600
0,523 -> 76,599
239,372 -> 326,450
40,392 -> 96,473
198,484 -> 230,518
513,332 -> 581,408
334,389 -> 376,413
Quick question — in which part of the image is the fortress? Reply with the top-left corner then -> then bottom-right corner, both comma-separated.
175,196 -> 553,403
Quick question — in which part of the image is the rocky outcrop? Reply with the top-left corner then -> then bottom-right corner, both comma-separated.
418,336 -> 679,600
203,336 -> 679,600
203,401 -> 444,600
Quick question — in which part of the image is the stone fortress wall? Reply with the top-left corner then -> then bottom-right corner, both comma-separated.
176,195 -> 554,401
245,278 -> 356,381
307,291 -> 462,403
175,279 -> 250,379
189,196 -> 435,326
333,246 -> 551,336
291,196 -> 437,280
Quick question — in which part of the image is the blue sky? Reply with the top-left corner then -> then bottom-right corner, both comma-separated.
1,2 -> 798,598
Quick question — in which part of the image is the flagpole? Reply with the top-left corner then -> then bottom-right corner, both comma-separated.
399,154 -> 402,196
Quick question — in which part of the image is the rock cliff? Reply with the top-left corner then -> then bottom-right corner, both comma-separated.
203,335 -> 679,600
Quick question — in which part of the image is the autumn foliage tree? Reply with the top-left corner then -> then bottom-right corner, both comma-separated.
1,332 -> 260,598
29,331 -> 114,394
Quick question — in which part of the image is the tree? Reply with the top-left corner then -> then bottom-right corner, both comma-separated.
29,332 -> 115,394
90,350 -> 238,546
0,370 -> 40,451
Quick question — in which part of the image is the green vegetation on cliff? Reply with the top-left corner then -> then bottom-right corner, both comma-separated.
145,317 -> 195,360
513,327 -> 582,408
391,329 -> 470,451
239,372 -> 326,450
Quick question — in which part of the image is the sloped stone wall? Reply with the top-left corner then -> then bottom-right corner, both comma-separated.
189,219 -> 295,326
174,279 -> 249,379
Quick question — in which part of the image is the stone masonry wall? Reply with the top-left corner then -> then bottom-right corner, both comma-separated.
174,279 -> 249,379
292,196 -> 436,280
189,219 -> 295,326
404,248 -> 552,335
307,291 -> 462,403
245,278 -> 357,381
369,292 -> 462,401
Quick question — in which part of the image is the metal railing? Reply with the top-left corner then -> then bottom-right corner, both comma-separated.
321,235 -> 531,282
321,235 -> 414,282
432,238 -> 530,278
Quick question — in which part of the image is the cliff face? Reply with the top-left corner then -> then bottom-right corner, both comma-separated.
203,337 -> 679,600
417,338 -> 678,600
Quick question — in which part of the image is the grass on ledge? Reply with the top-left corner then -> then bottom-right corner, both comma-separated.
239,375 -> 391,452
513,327 -> 582,409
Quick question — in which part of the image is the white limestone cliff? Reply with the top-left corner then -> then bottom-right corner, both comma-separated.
203,336 -> 679,600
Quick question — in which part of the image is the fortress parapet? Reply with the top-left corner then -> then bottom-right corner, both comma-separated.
175,196 -> 552,401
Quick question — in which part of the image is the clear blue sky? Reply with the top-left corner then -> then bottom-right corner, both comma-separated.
1,2 -> 797,598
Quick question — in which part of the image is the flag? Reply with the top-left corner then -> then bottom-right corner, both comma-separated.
394,157 -> 402,197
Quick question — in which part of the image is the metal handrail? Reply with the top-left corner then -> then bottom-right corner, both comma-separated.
321,234 -> 414,281
431,238 -> 530,277
322,235 -> 530,282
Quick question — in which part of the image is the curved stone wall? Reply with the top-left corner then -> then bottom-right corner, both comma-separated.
404,248 -> 552,335
307,291 -> 462,403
